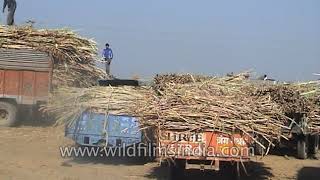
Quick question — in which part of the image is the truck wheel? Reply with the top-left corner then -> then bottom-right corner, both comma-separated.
297,136 -> 308,159
309,134 -> 319,154
0,101 -> 18,127
170,159 -> 186,180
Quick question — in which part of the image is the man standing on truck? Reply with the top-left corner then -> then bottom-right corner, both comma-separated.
102,43 -> 113,75
2,0 -> 17,25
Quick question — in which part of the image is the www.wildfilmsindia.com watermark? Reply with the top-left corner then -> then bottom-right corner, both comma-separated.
59,143 -> 255,158
59,144 -> 155,158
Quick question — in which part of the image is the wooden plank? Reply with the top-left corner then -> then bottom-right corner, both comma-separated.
35,72 -> 50,98
4,70 -> 20,96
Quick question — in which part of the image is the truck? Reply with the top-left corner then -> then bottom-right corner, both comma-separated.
0,49 -> 53,127
252,81 -> 320,159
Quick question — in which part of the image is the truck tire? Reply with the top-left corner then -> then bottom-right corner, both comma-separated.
309,134 -> 319,154
170,159 -> 186,180
297,136 -> 308,159
0,101 -> 18,127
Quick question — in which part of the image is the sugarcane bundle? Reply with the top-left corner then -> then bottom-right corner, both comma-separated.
0,25 -> 97,63
153,72 -> 250,91
44,75 -> 320,148
52,63 -> 106,88
45,78 -> 288,144
154,74 -> 209,89
43,86 -> 152,125
252,85 -> 311,115
295,81 -> 320,130
135,78 -> 290,146
0,25 -> 106,87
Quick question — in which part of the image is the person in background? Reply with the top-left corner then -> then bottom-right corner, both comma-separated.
3,0 -> 17,25
102,43 -> 113,74
258,74 -> 268,81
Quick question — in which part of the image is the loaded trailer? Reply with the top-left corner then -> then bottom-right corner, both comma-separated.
157,130 -> 254,179
0,49 -> 53,126
255,113 -> 320,159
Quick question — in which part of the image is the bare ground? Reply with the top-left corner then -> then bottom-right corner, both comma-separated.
0,125 -> 319,180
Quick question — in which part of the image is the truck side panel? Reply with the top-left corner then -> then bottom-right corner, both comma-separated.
0,70 -> 20,99
0,70 -> 2,95
159,131 -> 252,161
0,49 -> 52,105
34,72 -> 50,100
0,70 -> 50,105
21,71 -> 35,103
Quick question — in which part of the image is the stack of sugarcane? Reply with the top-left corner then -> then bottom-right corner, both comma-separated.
42,86 -> 152,124
294,81 -> 320,130
136,77 -> 291,147
52,63 -> 105,88
153,73 -> 249,91
153,74 -> 210,90
44,74 -> 320,149
138,77 -> 320,147
0,25 -> 106,87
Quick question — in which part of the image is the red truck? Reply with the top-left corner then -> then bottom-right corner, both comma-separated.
158,130 -> 253,178
0,49 -> 53,127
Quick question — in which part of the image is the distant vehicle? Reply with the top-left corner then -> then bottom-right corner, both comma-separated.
0,49 -> 53,127
280,113 -> 319,159
255,113 -> 320,159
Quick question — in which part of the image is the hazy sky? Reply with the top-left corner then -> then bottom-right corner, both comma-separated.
2,0 -> 320,81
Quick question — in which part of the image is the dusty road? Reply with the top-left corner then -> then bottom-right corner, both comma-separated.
0,125 -> 320,180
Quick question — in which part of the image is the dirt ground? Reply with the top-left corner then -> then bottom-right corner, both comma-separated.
0,125 -> 320,180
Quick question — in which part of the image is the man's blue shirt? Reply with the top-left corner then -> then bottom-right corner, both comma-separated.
103,48 -> 113,59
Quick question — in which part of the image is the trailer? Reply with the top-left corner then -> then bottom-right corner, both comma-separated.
0,49 -> 53,126
157,130 -> 253,178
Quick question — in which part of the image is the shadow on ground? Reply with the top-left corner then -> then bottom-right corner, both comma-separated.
64,148 -> 153,166
297,167 -> 320,180
16,110 -> 57,127
18,119 -> 56,127
269,146 -> 319,160
145,161 -> 273,180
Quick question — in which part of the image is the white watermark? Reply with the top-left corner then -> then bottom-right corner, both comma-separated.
59,143 -> 255,158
